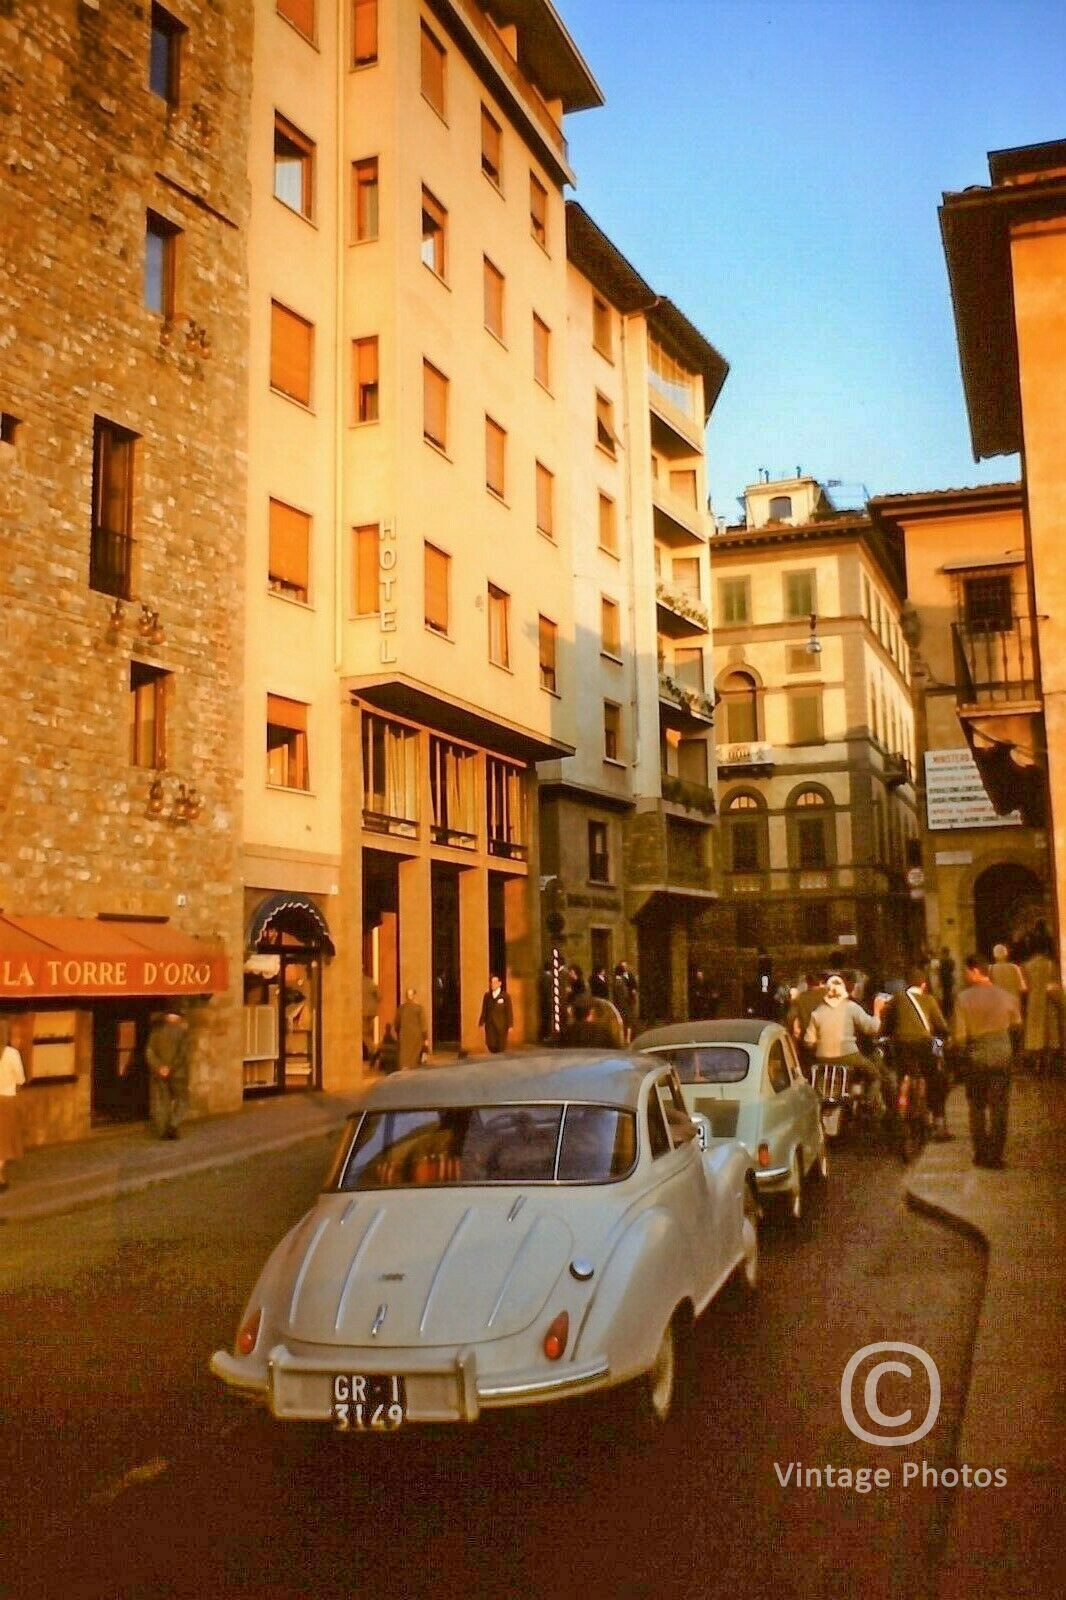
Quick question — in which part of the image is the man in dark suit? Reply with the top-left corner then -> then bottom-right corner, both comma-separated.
478,975 -> 514,1053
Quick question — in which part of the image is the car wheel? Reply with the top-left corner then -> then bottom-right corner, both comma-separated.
786,1149 -> 804,1222
629,1315 -> 680,1429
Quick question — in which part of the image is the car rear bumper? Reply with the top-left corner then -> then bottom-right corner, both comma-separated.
752,1164 -> 790,1190
210,1344 -> 611,1423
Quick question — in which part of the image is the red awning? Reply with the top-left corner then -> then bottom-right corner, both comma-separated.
0,915 -> 229,1001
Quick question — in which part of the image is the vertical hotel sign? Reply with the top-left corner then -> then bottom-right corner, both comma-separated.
379,518 -> 397,663
924,748 -> 1022,830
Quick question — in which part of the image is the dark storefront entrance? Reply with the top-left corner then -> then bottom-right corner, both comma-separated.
244,895 -> 333,1096
92,999 -> 152,1125
431,864 -> 461,1048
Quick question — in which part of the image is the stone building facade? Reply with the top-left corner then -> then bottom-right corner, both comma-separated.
0,0 -> 251,1143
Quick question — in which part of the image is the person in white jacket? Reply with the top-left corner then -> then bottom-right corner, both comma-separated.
805,972 -> 890,1113
0,1021 -> 26,1191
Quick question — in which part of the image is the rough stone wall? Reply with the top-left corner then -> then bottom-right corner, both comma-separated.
0,0 -> 253,1131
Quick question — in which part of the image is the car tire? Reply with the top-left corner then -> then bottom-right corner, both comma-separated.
739,1178 -> 760,1291
786,1149 -> 804,1222
631,1314 -> 683,1429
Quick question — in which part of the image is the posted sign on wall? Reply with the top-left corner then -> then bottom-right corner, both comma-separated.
924,748 -> 1022,831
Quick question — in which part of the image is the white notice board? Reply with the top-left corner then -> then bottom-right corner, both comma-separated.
924,748 -> 1022,831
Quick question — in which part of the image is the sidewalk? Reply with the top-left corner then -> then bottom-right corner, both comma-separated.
904,1072 -> 1065,1599
2,1061 -> 1062,1596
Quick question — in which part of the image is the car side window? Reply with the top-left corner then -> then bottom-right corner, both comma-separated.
646,1090 -> 671,1159
767,1042 -> 791,1094
783,1035 -> 804,1084
656,1073 -> 697,1146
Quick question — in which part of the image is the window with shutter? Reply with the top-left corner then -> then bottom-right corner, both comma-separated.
270,301 -> 313,405
352,524 -> 379,615
481,106 -> 502,187
277,0 -> 315,41
353,336 -> 379,422
352,157 -> 378,240
266,695 -> 310,790
535,462 -> 554,538
421,187 -> 447,277
424,543 -> 449,634
423,361 -> 447,450
533,314 -> 550,389
484,257 -> 504,339
538,615 -> 557,692
352,0 -> 377,64
420,23 -> 446,115
268,499 -> 310,601
130,661 -> 169,768
529,172 -> 547,247
488,585 -> 510,668
485,417 -> 506,498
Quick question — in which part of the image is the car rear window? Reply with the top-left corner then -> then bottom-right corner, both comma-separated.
646,1046 -> 750,1084
331,1102 -> 637,1189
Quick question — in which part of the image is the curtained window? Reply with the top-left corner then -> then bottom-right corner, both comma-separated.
488,758 -> 526,855
431,738 -> 477,844
362,714 -> 418,828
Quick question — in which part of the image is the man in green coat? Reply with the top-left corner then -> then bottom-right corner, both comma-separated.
146,1009 -> 190,1140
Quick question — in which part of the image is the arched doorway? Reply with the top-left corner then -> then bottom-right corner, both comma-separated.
243,894 -> 334,1095
973,863 -> 1048,959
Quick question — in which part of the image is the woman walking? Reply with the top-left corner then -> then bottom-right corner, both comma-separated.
0,1021 -> 26,1192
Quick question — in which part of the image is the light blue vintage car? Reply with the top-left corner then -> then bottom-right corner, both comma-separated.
633,1019 -> 828,1222
211,1052 -> 758,1431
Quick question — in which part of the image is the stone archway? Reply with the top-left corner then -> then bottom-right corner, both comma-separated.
972,863 -> 1048,959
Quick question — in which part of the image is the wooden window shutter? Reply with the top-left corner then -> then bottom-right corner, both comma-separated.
271,301 -> 313,405
424,543 -> 449,633
536,462 -> 553,535
268,499 -> 310,593
277,0 -> 315,40
353,524 -> 379,614
267,694 -> 307,733
486,417 -> 505,495
423,362 -> 447,448
352,0 -> 377,64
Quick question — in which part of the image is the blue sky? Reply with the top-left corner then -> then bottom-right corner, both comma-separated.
558,0 -> 1065,519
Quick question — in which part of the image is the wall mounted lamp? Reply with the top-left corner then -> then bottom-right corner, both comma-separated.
805,612 -> 823,655
145,776 -> 204,824
105,597 -> 125,644
138,604 -> 165,647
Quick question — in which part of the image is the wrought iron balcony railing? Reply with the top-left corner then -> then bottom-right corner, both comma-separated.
952,616 -> 1039,706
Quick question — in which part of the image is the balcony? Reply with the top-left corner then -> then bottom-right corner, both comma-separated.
882,753 -> 911,789
660,773 -> 716,817
658,672 -> 715,730
655,584 -> 708,638
648,388 -> 703,458
718,740 -> 775,776
951,616 -> 1046,825
652,485 -> 705,548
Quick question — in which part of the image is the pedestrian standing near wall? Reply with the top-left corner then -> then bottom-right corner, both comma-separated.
478,976 -> 513,1054
395,989 -> 428,1070
951,954 -> 1021,1169
146,1008 -> 190,1141
0,1020 -> 26,1191
990,941 -> 1027,1058
1021,942 -> 1064,1077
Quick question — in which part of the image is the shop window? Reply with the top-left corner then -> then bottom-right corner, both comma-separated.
484,257 -> 504,339
423,360 -> 448,451
529,171 -> 548,247
268,498 -> 310,602
274,116 -> 315,218
588,820 -> 609,883
266,694 -> 310,790
130,661 -> 168,768
149,3 -> 184,104
420,22 -> 446,116
487,583 -> 510,667
91,417 -> 137,599
352,523 -> 378,615
352,0 -> 377,65
421,186 -> 447,278
353,335 -> 379,422
424,542 -> 449,635
352,157 -> 379,240
270,300 -> 313,406
535,462 -> 554,539
481,105 -> 502,187
538,614 -> 557,692
144,211 -> 180,317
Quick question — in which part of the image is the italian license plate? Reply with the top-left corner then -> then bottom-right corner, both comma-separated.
331,1373 -> 407,1432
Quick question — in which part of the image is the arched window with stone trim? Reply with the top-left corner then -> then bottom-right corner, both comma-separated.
787,785 -> 835,870
719,669 -> 761,745
723,788 -> 768,873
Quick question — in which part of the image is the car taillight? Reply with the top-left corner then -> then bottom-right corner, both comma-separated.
543,1311 -> 569,1361
236,1308 -> 262,1357
757,1143 -> 771,1168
